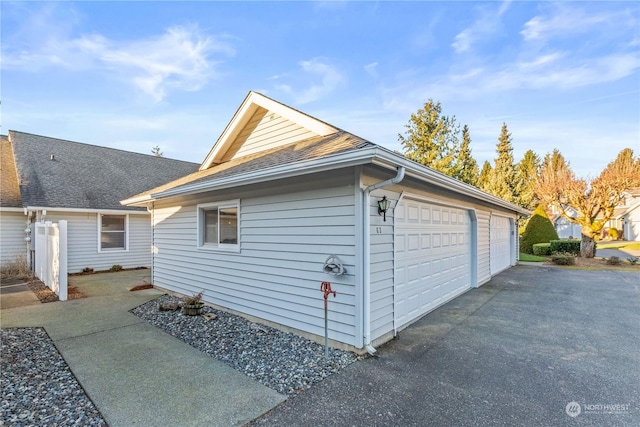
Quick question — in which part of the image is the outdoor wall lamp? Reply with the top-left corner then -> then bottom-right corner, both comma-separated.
378,196 -> 391,221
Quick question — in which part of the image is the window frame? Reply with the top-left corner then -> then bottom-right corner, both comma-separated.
98,213 -> 129,252
197,200 -> 240,252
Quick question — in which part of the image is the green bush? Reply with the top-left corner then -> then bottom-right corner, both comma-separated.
532,243 -> 551,256
627,257 -> 639,265
608,228 -> 619,240
551,253 -> 575,265
110,264 -> 123,272
550,239 -> 581,255
519,205 -> 559,254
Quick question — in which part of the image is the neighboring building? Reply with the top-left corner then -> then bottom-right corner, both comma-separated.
123,91 -> 529,353
550,206 -> 582,239
0,131 -> 198,272
610,188 -> 640,241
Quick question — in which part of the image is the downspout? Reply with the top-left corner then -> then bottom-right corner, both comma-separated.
362,166 -> 405,355
147,202 -> 154,286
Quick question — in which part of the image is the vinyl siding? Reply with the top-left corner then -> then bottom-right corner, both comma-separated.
368,189 -> 397,342
230,108 -> 317,160
0,211 -> 27,267
151,175 -> 359,346
44,211 -> 151,273
476,209 -> 491,284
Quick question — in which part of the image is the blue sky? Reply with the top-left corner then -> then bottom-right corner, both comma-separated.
2,1 -> 639,178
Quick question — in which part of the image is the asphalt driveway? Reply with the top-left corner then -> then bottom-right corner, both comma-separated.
250,265 -> 639,426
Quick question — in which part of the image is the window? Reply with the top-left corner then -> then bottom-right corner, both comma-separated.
198,200 -> 239,250
99,214 -> 128,251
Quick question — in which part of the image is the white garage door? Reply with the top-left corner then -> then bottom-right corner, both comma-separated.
394,199 -> 471,330
490,215 -> 512,275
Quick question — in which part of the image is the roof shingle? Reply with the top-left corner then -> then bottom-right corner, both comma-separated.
0,135 -> 23,208
128,130 -> 373,200
7,131 -> 199,210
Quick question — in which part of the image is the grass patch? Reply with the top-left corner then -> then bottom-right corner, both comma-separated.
597,241 -> 640,250
519,253 -> 548,262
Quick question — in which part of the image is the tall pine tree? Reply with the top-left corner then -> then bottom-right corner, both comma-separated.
477,160 -> 492,191
513,149 -> 540,209
453,125 -> 479,185
485,123 -> 516,203
398,99 -> 458,175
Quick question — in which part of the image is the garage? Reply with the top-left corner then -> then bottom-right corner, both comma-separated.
490,215 -> 513,275
394,198 -> 472,330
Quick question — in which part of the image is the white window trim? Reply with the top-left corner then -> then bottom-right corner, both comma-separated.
97,213 -> 129,253
197,200 -> 240,252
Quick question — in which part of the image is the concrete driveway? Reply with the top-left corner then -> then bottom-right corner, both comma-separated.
250,265 -> 640,426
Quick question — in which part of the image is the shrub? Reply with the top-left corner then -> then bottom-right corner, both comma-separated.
550,239 -> 581,255
110,264 -> 123,272
532,243 -> 551,256
551,253 -> 575,265
608,228 -> 619,240
0,254 -> 33,280
519,205 -> 559,254
627,257 -> 639,265
82,267 -> 94,273
606,256 -> 621,265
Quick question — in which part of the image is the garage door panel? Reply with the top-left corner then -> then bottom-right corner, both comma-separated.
395,200 -> 472,330
490,215 -> 512,275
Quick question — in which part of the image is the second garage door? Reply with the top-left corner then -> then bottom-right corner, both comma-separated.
394,198 -> 472,330
490,215 -> 513,275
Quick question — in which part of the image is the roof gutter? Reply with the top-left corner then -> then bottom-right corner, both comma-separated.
362,166 -> 405,355
122,144 -> 528,216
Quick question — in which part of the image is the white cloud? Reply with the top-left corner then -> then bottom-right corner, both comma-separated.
521,5 -> 629,42
3,20 -> 234,101
452,1 -> 510,54
78,25 -> 233,101
275,58 -> 346,104
364,62 -> 378,78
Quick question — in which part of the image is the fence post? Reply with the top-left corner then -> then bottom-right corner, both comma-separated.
58,221 -> 68,301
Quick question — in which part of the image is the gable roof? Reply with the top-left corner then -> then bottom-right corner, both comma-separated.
0,135 -> 22,208
123,91 -> 530,216
200,91 -> 338,170
6,131 -> 199,211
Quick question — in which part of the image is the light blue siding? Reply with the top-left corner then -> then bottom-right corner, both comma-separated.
151,174 -> 359,346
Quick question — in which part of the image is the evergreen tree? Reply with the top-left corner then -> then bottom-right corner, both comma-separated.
151,145 -> 164,157
454,125 -> 479,185
398,99 -> 458,175
477,160 -> 492,191
485,123 -> 515,203
513,149 -> 540,209
519,205 -> 559,254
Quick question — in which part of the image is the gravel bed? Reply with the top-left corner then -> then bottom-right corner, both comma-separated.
1,328 -> 106,427
131,295 -> 361,395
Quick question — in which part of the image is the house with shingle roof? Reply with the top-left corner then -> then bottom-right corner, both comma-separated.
122,91 -> 529,353
0,131 -> 198,271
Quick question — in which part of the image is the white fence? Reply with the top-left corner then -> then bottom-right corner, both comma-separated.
34,221 -> 68,301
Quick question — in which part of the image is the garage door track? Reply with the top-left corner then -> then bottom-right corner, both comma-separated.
251,265 -> 639,426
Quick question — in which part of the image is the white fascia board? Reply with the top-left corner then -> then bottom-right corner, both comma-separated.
155,147 -> 381,200
150,144 -> 530,216
371,150 -> 531,216
0,207 -> 26,212
24,206 -> 149,215
199,91 -> 338,171
120,194 -> 153,207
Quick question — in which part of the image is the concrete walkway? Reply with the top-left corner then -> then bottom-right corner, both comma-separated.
0,270 -> 285,426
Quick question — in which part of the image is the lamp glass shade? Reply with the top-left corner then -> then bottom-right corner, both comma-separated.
378,196 -> 391,212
